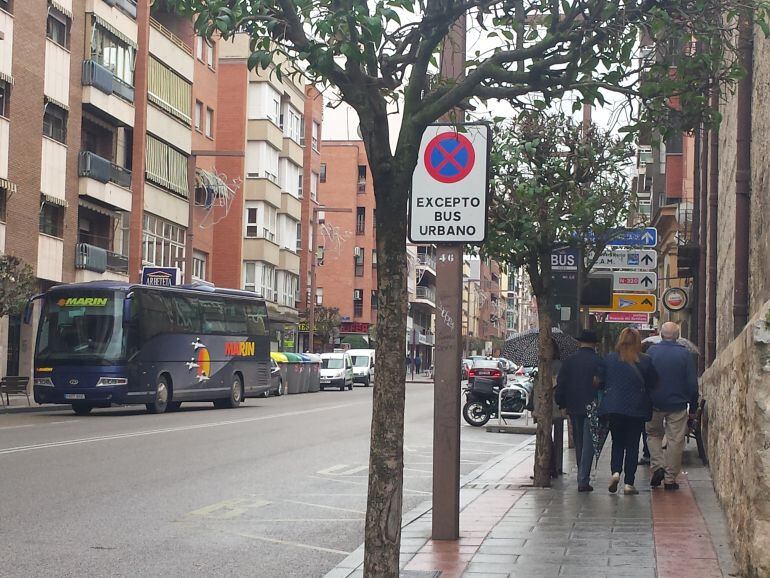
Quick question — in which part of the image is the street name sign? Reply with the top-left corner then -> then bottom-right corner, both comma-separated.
606,227 -> 658,247
590,292 -> 657,313
408,123 -> 490,243
592,249 -> 657,270
605,312 -> 650,323
610,271 -> 657,292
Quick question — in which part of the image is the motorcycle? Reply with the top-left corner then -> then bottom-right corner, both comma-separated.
462,375 -> 533,427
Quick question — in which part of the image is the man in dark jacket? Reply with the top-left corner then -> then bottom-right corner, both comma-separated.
646,322 -> 698,490
556,331 -> 602,492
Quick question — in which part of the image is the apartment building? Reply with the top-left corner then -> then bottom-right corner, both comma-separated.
408,243 -> 436,366
467,257 -> 505,345
0,0 -> 231,378
212,36 -> 306,348
311,141 -> 376,350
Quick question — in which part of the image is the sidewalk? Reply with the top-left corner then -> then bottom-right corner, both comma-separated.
326,437 -> 736,578
0,394 -> 62,414
406,372 -> 435,384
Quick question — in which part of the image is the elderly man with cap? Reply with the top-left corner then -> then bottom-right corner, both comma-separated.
646,322 -> 698,490
556,331 -> 603,492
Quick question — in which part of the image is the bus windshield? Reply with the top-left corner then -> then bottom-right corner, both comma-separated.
35,292 -> 129,364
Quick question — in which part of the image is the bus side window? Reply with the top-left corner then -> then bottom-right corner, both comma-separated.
172,295 -> 200,333
200,299 -> 227,333
139,291 -> 174,341
245,303 -> 267,336
225,301 -> 247,335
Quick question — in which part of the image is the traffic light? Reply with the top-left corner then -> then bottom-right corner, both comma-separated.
677,244 -> 699,278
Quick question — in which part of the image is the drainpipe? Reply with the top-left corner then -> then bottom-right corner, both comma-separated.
707,88 -> 719,367
691,126 -> 701,354
697,124 -> 708,374
734,12 -> 753,336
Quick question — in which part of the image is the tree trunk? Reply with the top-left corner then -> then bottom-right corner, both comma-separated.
364,173 -> 409,577
528,255 -> 555,487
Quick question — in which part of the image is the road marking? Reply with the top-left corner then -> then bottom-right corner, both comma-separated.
230,530 -> 351,556
186,498 -> 270,520
0,402 -> 367,456
308,475 -> 431,495
281,499 -> 366,515
0,420 -> 80,431
317,464 -> 368,476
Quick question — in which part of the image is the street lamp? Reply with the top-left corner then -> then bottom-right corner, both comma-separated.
308,205 -> 351,352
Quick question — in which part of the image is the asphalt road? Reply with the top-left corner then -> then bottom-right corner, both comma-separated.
0,383 -> 527,578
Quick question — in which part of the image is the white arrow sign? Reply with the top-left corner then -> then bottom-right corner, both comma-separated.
592,249 -> 657,270
611,271 -> 658,291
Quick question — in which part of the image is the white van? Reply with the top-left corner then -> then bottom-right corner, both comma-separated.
348,349 -> 375,387
319,352 -> 354,391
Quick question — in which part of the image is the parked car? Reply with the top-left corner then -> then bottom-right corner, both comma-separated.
348,348 -> 375,386
320,352 -> 354,391
468,359 -> 508,388
263,358 -> 284,397
461,359 -> 473,381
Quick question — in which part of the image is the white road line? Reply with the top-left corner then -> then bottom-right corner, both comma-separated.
239,518 -> 364,522
230,530 -> 351,556
0,402 -> 367,456
0,420 -> 80,431
308,475 -> 431,495
281,499 -> 366,515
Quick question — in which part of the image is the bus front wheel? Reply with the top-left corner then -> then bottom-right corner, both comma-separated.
146,376 -> 170,414
72,404 -> 93,416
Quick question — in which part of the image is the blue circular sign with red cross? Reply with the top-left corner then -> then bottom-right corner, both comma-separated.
424,132 -> 476,184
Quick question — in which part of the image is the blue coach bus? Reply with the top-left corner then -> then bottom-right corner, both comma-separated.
30,281 -> 271,415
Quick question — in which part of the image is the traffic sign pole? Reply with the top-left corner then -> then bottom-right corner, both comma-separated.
432,15 -> 465,542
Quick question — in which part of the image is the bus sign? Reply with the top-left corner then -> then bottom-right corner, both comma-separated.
142,267 -> 181,287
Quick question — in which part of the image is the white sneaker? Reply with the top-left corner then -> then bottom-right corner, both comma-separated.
624,484 -> 639,495
609,472 -> 620,493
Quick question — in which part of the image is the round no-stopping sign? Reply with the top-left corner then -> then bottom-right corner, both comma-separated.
424,132 -> 475,184
662,287 -> 688,311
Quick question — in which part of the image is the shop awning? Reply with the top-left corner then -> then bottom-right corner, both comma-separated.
0,71 -> 13,85
0,177 -> 17,194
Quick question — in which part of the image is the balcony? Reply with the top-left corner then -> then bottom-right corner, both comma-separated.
0,116 -> 8,179
149,18 -> 193,82
413,285 -> 436,309
79,151 -> 131,188
75,243 -> 129,275
82,60 -> 135,126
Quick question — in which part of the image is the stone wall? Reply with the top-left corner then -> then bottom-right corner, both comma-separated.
700,299 -> 770,577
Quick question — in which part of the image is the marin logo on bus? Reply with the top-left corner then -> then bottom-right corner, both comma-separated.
225,341 -> 256,357
57,297 -> 110,307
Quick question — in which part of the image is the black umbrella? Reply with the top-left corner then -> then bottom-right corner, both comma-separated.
502,328 -> 580,367
586,398 -> 610,466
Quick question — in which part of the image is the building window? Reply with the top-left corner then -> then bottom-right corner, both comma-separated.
39,200 -> 64,238
145,135 -> 188,197
354,248 -> 364,277
283,106 -> 302,143
298,174 -> 303,198
311,172 -> 318,201
353,289 -> 364,317
46,10 -> 70,49
320,163 -> 327,183
356,207 -> 365,235
296,222 -> 302,252
0,186 -> 7,222
316,287 -> 323,305
205,107 -> 214,138
0,0 -> 12,14
312,121 -> 319,151
43,102 -> 67,144
243,261 -> 275,300
244,205 -> 260,238
357,165 -> 367,193
371,290 -> 378,309
194,101 -> 203,131
246,141 -> 279,183
300,118 -> 306,146
317,245 -> 324,266
372,249 -> 377,268
196,36 -> 204,61
91,23 -> 135,87
276,271 -> 298,307
192,251 -> 207,281
142,214 -> 186,268
0,81 -> 9,117
206,41 -> 215,69
148,57 -> 192,124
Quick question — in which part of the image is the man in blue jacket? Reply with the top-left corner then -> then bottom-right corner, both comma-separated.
556,331 -> 602,492
646,322 -> 698,490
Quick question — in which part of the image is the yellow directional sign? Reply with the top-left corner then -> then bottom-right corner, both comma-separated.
590,293 -> 657,313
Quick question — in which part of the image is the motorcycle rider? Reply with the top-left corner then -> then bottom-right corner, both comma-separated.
556,331 -> 602,492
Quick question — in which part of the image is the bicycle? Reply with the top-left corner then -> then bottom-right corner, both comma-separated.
687,398 -> 708,465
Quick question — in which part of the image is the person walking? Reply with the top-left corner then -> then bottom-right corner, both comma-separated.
646,322 -> 698,490
597,328 -> 658,495
556,331 -> 603,492
414,354 -> 422,375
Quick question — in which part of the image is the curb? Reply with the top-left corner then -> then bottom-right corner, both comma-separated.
0,404 -> 69,415
324,435 -> 536,577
